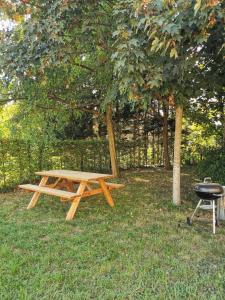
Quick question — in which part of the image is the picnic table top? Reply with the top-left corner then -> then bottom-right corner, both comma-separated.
35,170 -> 114,181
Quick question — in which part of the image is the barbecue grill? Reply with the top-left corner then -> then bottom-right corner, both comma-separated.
187,178 -> 224,234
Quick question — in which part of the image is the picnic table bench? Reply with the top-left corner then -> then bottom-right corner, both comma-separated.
19,170 -> 124,220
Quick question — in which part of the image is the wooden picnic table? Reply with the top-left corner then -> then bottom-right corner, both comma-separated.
19,170 -> 124,221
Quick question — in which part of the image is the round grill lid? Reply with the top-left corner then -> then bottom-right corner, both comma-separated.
194,183 -> 224,194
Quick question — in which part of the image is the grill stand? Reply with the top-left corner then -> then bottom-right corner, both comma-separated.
187,198 -> 222,234
219,187 -> 225,220
187,178 -> 224,234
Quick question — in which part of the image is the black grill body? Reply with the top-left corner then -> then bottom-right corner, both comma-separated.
194,183 -> 224,200
188,180 -> 224,234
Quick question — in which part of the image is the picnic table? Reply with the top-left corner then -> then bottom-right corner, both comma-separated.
19,170 -> 124,220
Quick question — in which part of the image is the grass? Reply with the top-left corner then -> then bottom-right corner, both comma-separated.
1,168 -> 225,299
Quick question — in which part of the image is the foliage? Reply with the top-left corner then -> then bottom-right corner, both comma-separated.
112,0 -> 224,107
0,0 -> 119,114
0,138 -> 157,191
0,139 -> 109,191
197,148 -> 225,184
0,0 -> 224,188
182,119 -> 219,164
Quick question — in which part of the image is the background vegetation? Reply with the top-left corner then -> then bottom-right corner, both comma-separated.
0,2 -> 224,298
0,1 -> 224,191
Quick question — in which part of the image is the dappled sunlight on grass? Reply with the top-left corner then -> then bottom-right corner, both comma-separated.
133,177 -> 150,183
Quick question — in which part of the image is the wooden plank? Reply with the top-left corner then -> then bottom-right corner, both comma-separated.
26,176 -> 49,209
98,179 -> 115,207
19,184 -> 79,199
58,181 -> 124,203
89,180 -> 125,189
104,182 -> 125,189
83,188 -> 103,198
57,182 -> 124,202
55,188 -> 104,202
35,170 -> 113,181
66,181 -> 87,220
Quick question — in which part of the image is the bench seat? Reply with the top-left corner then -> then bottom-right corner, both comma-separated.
19,184 -> 79,199
89,181 -> 125,189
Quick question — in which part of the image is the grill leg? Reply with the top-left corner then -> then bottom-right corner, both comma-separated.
190,199 -> 202,222
212,200 -> 216,234
216,197 -> 222,227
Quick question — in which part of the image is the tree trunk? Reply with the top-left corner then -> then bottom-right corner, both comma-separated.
223,101 -> 225,149
93,112 -> 100,138
106,105 -> 120,177
162,100 -> 170,169
152,130 -> 155,165
144,132 -> 148,167
157,132 -> 160,166
173,105 -> 183,205
143,111 -> 149,167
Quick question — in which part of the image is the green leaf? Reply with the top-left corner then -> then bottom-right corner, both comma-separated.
150,37 -> 159,52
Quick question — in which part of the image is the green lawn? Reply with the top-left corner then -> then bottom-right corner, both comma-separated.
1,168 -> 225,299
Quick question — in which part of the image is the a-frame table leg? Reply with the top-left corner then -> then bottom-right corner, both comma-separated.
27,176 -> 49,209
98,179 -> 115,207
66,181 -> 87,221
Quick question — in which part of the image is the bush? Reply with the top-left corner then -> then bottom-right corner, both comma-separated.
0,138 -> 153,190
196,148 -> 225,184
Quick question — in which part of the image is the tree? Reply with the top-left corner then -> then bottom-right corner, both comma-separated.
112,0 -> 224,204
106,105 -> 120,177
0,0 -> 121,176
0,0 -> 224,188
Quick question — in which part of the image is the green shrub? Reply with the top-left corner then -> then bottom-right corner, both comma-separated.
196,148 -> 225,184
0,138 -> 153,190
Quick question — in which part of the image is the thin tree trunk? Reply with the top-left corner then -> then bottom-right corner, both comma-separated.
223,101 -> 225,149
173,105 -> 183,205
156,102 -> 160,165
137,115 -> 141,167
143,111 -> 149,167
38,142 -> 44,170
162,100 -> 170,169
220,102 -> 225,220
93,112 -> 100,138
144,132 -> 148,166
106,105 -> 120,177
152,130 -> 155,165
157,132 -> 160,166
133,117 -> 137,167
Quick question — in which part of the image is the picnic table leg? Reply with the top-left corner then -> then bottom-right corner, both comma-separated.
66,181 -> 87,221
98,179 -> 115,207
27,176 -> 49,209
